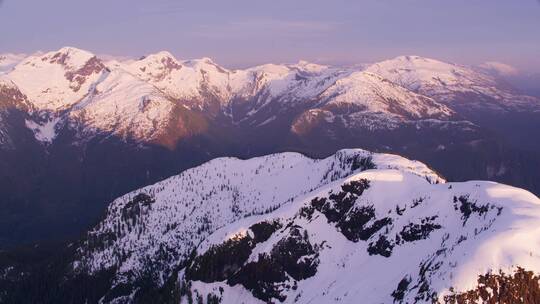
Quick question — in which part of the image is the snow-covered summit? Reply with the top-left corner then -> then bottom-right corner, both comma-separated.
319,71 -> 454,120
67,68 -> 176,143
365,55 -> 540,112
366,55 -> 498,94
124,51 -> 230,103
7,47 -> 106,112
50,46 -> 98,70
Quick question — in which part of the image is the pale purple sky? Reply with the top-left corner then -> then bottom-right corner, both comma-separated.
1,0 -> 539,71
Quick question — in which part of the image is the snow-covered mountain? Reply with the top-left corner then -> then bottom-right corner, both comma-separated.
3,47 -> 537,147
291,71 -> 455,133
8,47 -> 106,113
56,149 -> 540,304
365,55 -> 539,113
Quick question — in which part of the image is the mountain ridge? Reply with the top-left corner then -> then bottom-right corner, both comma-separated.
3,47 -> 538,148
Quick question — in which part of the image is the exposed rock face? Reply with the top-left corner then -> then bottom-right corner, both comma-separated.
0,79 -> 30,111
0,78 -> 33,147
65,56 -> 106,92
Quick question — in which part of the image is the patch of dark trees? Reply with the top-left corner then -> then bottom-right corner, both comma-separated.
453,195 -> 502,226
397,216 -> 442,244
443,267 -> 540,304
185,223 -> 318,303
305,179 -> 393,242
322,154 -> 375,182
391,275 -> 412,302
186,220 -> 281,282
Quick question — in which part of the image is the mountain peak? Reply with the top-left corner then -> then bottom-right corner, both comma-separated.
45,46 -> 97,70
127,51 -> 180,77
140,50 -> 177,61
133,51 -> 183,73
365,55 -> 497,94
6,47 -> 105,112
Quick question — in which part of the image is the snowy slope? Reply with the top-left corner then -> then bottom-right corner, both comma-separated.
229,61 -> 345,102
182,168 -> 540,304
121,52 -> 458,131
366,56 -> 498,94
322,72 -> 452,119
124,52 -> 230,105
315,71 -> 454,121
289,71 -> 459,133
125,52 -> 345,106
479,61 -> 519,77
73,149 -> 441,301
173,152 -> 538,304
124,52 -> 348,121
66,68 -> 176,143
365,55 -> 540,112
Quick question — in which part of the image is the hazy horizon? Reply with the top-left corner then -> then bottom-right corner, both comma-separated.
1,0 -> 540,72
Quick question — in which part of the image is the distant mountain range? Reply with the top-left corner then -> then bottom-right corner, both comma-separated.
1,48 -> 538,146
0,47 -> 539,247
